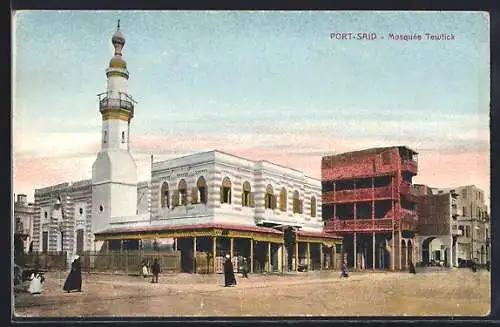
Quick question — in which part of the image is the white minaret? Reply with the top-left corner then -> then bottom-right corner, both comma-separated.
92,20 -> 138,234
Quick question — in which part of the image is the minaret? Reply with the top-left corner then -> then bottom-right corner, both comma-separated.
92,20 -> 138,234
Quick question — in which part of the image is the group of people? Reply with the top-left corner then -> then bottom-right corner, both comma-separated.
142,259 -> 161,283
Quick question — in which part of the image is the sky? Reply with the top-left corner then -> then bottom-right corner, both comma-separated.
12,11 -> 490,206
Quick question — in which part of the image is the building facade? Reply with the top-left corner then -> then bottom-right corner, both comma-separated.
413,184 -> 490,267
95,150 -> 341,274
14,194 -> 36,253
413,184 -> 458,267
322,146 -> 419,271
448,185 -> 490,265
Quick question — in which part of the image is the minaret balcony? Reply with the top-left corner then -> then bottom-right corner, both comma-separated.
98,92 -> 136,118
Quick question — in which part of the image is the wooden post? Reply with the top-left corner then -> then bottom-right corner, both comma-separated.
230,237 -> 234,258
125,250 -> 128,275
353,232 -> 357,270
250,239 -> 254,273
372,232 -> 376,271
268,242 -> 271,273
398,230 -> 402,270
280,244 -> 284,273
174,238 -> 178,251
106,240 -> 109,253
212,236 -> 217,274
307,242 -> 311,270
295,241 -> 299,272
319,244 -> 323,270
120,240 -> 123,253
332,245 -> 337,270
193,237 -> 197,274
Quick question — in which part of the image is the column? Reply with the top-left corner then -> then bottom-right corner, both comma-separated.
372,232 -> 376,270
398,230 -> 402,270
307,242 -> 311,270
332,244 -> 337,270
105,240 -> 110,253
319,244 -> 323,270
120,240 -> 124,252
280,244 -> 284,273
174,238 -> 178,251
405,239 -> 408,269
391,228 -> 395,271
353,232 -> 357,270
391,175 -> 395,271
212,236 -> 217,274
250,239 -> 254,273
295,241 -> 299,272
268,242 -> 271,273
454,238 -> 458,267
230,237 -> 234,258
193,237 -> 197,274
450,236 -> 454,268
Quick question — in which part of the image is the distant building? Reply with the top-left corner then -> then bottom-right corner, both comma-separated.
14,194 -> 35,253
413,184 -> 490,267
322,146 -> 419,271
413,185 -> 458,267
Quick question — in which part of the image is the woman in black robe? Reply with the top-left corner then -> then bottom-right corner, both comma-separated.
223,254 -> 237,287
63,256 -> 82,292
409,261 -> 416,274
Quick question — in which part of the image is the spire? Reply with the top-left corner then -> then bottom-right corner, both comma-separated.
112,19 -> 125,56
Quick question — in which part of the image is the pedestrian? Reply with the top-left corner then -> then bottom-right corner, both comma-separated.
151,259 -> 160,283
63,255 -> 82,293
142,261 -> 149,278
340,262 -> 349,278
224,254 -> 237,287
28,272 -> 43,295
471,259 -> 477,273
240,257 -> 249,278
409,261 -> 416,274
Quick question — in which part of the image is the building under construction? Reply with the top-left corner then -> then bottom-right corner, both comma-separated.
322,146 -> 419,271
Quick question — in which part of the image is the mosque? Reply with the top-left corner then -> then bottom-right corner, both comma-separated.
31,22 -> 342,274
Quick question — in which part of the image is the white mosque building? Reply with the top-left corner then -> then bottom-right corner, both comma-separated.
30,23 -> 341,273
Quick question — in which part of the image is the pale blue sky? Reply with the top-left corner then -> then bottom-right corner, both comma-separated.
13,11 -> 490,201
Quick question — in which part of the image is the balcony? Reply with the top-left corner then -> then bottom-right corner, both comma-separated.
401,159 -> 418,174
324,218 -> 394,233
98,92 -> 135,117
451,205 -> 463,217
323,185 -> 393,204
397,215 -> 418,232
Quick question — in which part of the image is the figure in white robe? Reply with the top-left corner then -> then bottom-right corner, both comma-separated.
28,273 -> 43,295
142,263 -> 149,278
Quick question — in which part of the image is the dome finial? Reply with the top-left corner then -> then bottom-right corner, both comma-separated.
117,18 -> 120,31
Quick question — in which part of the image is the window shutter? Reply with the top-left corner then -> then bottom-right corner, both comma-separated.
191,187 -> 198,204
220,186 -> 223,203
173,190 -> 179,207
242,192 -> 245,207
250,193 -> 255,208
272,195 -> 276,209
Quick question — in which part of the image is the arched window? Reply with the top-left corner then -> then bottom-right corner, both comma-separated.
280,188 -> 287,212
121,131 -> 125,143
178,179 -> 187,205
310,196 -> 316,217
220,177 -> 232,204
265,184 -> 276,210
194,176 -> 207,204
242,181 -> 252,207
160,182 -> 170,208
103,131 -> 107,144
293,191 -> 300,214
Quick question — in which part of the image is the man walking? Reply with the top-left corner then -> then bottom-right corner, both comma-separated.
151,259 -> 160,283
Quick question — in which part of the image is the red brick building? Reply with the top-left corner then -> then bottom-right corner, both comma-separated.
322,146 -> 419,271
